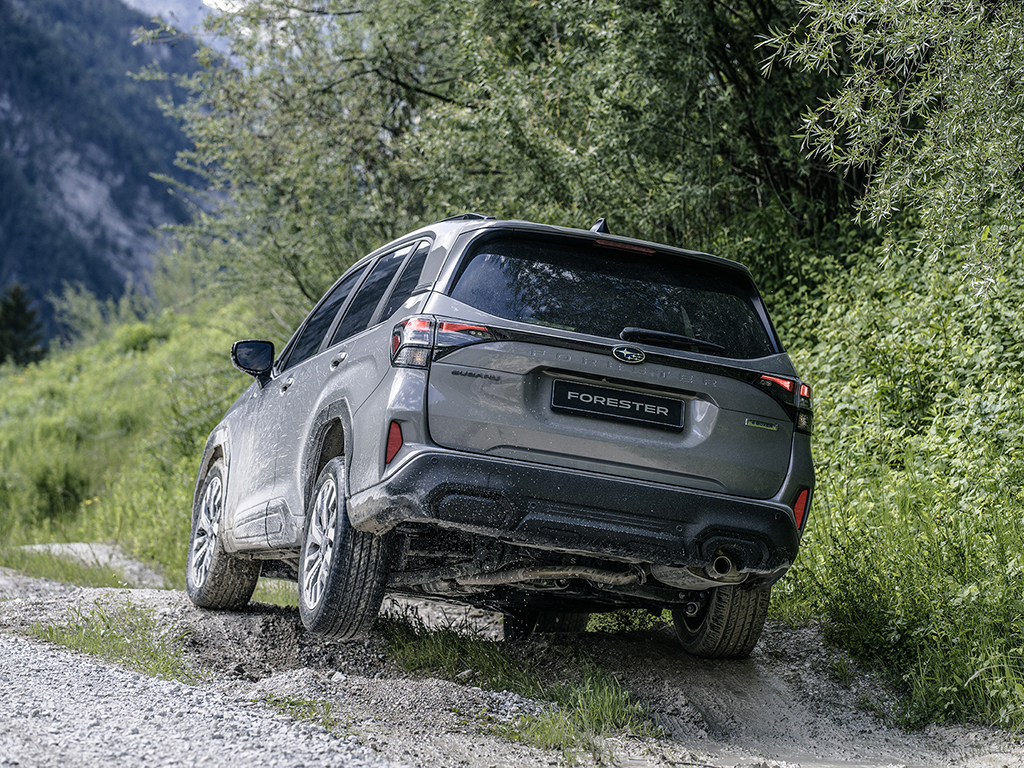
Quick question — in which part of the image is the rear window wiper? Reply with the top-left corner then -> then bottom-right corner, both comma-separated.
619,327 -> 726,355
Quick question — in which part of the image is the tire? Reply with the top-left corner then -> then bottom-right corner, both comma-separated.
186,460 -> 261,609
502,608 -> 591,641
672,584 -> 770,659
298,457 -> 393,640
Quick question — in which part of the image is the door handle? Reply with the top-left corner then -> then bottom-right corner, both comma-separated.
280,377 -> 294,392
330,352 -> 347,369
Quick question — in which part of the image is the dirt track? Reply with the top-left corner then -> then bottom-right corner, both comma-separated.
2,557 -> 1023,768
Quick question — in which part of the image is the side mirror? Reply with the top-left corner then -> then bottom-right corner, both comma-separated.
231,340 -> 275,383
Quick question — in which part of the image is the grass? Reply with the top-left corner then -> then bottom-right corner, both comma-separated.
380,611 -> 656,759
783,459 -> 1024,727
30,598 -> 197,683
252,577 -> 299,607
0,545 -> 129,588
0,298 -> 256,588
263,695 -> 345,731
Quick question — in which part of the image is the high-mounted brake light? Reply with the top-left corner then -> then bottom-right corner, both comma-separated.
594,239 -> 657,255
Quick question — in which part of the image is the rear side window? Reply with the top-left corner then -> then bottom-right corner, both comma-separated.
449,238 -> 775,359
380,240 -> 431,319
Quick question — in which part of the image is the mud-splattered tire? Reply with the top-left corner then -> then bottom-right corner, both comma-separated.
186,461 -> 260,610
502,608 -> 591,641
672,584 -> 770,659
298,458 -> 393,640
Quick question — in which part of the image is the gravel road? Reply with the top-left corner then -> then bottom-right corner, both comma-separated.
3,554 -> 1024,768
0,633 -> 395,768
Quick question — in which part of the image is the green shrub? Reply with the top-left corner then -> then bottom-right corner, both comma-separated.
787,245 -> 1024,726
115,321 -> 167,353
30,460 -> 91,522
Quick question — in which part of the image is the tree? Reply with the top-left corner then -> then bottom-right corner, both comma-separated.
766,0 -> 1024,279
0,283 -> 46,365
139,0 -> 462,325
147,0 -> 857,326
407,0 -> 866,291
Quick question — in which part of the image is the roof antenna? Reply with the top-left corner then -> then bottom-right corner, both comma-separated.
590,218 -> 610,234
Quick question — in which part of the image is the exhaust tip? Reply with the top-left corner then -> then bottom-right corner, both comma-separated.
705,553 -> 738,581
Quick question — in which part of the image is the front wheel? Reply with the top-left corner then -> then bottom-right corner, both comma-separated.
298,457 -> 393,640
672,584 -> 770,659
186,460 -> 260,609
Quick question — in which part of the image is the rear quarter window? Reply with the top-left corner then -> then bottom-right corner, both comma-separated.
448,237 -> 776,359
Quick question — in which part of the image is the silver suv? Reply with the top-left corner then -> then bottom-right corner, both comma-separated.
186,215 -> 814,658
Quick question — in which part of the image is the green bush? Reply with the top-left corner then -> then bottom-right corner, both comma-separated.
115,321 -> 167,353
784,246 -> 1024,726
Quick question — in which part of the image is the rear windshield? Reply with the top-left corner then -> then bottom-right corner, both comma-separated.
449,237 -> 776,359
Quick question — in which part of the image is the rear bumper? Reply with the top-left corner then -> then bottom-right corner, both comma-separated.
348,450 -> 801,574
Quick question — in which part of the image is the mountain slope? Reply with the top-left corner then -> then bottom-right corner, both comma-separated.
0,0 -> 200,336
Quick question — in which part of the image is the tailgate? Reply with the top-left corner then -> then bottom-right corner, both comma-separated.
427,340 -> 793,499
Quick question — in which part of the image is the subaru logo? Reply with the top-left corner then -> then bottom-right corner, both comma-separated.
612,345 -> 645,364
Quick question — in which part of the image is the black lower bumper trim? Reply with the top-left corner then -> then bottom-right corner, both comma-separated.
348,451 -> 800,571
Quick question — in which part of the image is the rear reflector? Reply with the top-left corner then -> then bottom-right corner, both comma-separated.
793,488 -> 810,529
385,421 -> 403,465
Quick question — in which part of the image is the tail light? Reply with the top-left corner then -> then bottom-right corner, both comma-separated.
757,374 -> 813,434
391,315 -> 496,367
797,383 -> 813,433
391,316 -> 433,368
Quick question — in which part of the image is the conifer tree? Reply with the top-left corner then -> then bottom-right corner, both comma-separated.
0,283 -> 46,366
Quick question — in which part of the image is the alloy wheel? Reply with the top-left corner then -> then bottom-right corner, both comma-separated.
301,476 -> 338,610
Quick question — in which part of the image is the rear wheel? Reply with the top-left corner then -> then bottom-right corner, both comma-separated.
298,458 -> 394,640
186,461 -> 261,609
502,608 -> 591,641
672,584 -> 770,659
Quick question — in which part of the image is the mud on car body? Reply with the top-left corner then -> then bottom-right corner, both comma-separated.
186,215 -> 814,658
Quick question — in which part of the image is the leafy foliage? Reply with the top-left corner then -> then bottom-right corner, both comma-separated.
779,241 -> 1024,726
150,0 -> 862,324
766,0 -> 1024,277
140,0 -> 458,324
411,0 -> 861,255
